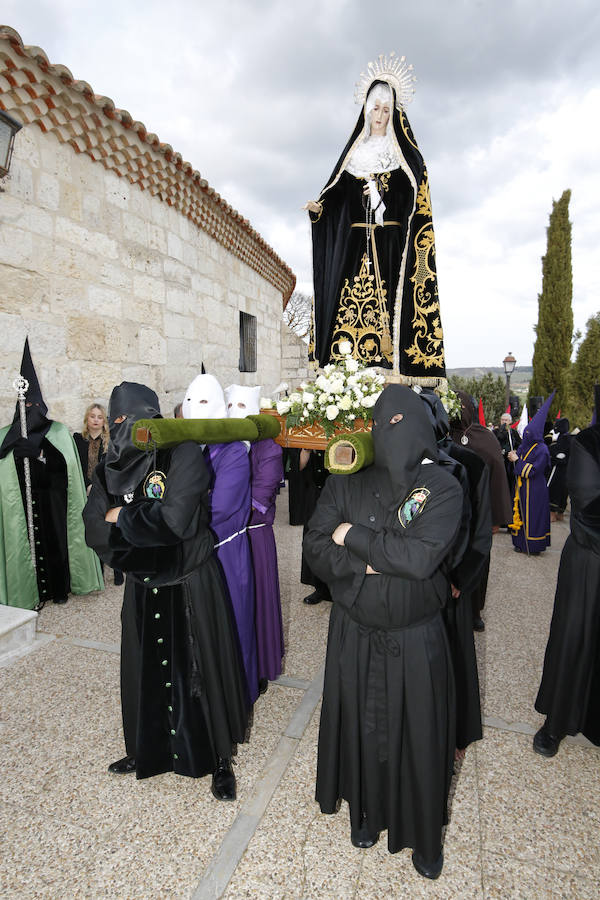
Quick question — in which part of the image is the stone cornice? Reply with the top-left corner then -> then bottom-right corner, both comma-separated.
0,25 -> 296,305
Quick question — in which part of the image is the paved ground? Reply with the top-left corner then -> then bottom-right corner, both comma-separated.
1,489 -> 598,899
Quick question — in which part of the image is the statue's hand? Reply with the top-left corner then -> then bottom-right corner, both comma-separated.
303,200 -> 323,215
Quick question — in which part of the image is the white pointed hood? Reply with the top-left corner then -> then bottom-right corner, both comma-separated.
182,373 -> 226,419
224,384 -> 261,418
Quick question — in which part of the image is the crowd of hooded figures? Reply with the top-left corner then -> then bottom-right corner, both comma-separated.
1,60 -> 598,885
1,338 -> 598,882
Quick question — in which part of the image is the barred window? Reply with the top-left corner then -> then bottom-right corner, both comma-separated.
239,311 -> 257,372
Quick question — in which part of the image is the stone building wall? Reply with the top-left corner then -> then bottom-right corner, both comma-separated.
280,329 -> 310,389
0,26 -> 295,430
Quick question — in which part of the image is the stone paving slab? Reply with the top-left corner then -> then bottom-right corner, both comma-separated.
0,488 -> 598,899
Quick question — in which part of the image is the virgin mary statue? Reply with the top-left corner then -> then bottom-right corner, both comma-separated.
306,55 -> 446,385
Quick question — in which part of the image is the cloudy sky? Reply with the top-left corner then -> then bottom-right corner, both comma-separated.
4,0 -> 600,368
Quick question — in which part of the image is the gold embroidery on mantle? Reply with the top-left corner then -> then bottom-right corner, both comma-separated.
358,172 -> 391,193
376,172 -> 390,193
399,108 -> 418,151
405,173 -> 444,369
331,254 -> 393,365
415,172 -> 432,218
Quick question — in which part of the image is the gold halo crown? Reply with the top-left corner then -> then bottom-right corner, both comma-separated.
354,52 -> 417,110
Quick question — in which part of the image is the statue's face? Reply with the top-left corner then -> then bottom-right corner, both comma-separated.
370,98 -> 390,136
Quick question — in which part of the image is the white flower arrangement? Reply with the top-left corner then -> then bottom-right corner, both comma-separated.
439,386 -> 462,422
273,346 -> 385,438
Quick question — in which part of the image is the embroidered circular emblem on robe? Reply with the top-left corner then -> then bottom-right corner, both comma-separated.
144,470 -> 166,500
123,492 -> 134,504
398,487 -> 430,528
461,435 -> 469,445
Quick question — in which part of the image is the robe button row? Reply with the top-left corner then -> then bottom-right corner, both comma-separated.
369,515 -> 375,523
154,613 -> 160,619
168,705 -> 173,712
152,588 -> 158,595
173,753 -> 179,760
144,577 -> 150,583
161,659 -> 168,666
157,638 -> 164,644
170,729 -> 176,736
165,682 -> 172,688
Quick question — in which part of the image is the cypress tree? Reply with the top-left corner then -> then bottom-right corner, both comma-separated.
529,190 -> 573,419
566,312 -> 600,427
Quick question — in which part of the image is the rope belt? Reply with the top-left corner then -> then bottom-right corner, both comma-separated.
247,523 -> 267,530
358,610 -> 441,763
214,527 -> 247,549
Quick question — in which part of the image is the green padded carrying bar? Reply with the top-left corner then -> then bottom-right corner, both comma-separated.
245,414 -> 281,441
131,414 -> 279,450
325,431 -> 374,475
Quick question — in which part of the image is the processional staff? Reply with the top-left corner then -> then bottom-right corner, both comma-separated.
13,375 -> 36,570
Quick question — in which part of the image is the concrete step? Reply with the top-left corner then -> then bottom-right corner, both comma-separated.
0,605 -> 37,665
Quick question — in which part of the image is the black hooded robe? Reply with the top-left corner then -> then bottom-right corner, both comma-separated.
84,388 -> 248,780
534,426 -> 600,745
304,387 -> 462,859
450,391 -> 512,528
418,389 -> 488,750
496,424 -> 522,497
548,420 -> 572,515
446,443 -> 491,746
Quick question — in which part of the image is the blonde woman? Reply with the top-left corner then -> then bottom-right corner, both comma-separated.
74,403 -> 123,587
74,403 -> 109,493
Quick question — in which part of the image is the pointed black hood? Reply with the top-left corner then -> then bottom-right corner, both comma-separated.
372,385 -> 438,506
0,338 -> 52,459
104,382 -> 161,495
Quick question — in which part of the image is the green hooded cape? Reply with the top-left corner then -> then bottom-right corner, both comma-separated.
0,421 -> 104,609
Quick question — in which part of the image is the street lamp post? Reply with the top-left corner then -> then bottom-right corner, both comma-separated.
503,352 -> 516,411
0,110 -> 23,182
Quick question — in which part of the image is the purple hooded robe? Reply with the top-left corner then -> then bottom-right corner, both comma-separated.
205,441 -> 258,703
248,439 -> 285,681
511,395 -> 554,554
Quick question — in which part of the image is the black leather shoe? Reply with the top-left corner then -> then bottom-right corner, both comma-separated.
211,757 -> 236,801
114,571 -> 124,586
303,590 -> 326,605
258,677 -> 269,695
533,726 -> 561,757
52,596 -> 68,605
108,755 -> 136,774
412,850 -> 443,879
473,616 -> 485,632
351,817 -> 379,849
